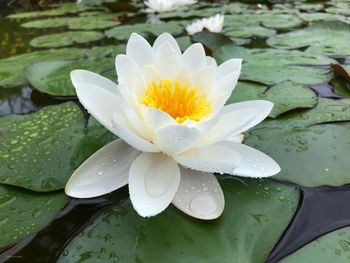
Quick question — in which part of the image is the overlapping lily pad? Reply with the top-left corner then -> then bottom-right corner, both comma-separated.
0,102 -> 115,192
214,45 -> 334,85
0,185 -> 69,249
246,124 -> 350,187
105,21 -> 184,41
282,227 -> 350,262
21,16 -> 118,30
58,177 -> 299,263
224,25 -> 276,39
267,21 -> 350,55
30,31 -> 104,48
25,58 -> 115,97
228,81 -> 317,118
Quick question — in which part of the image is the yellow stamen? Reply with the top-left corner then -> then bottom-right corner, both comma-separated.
141,80 -> 211,123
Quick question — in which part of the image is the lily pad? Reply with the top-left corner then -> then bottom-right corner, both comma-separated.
0,185 -> 69,249
246,124 -> 350,187
267,21 -> 350,56
261,98 -> 350,129
0,102 -> 115,192
0,46 -> 117,88
228,81 -> 317,118
298,12 -> 346,22
25,59 -> 115,97
224,25 -> 276,39
105,21 -> 184,41
30,31 -> 104,48
282,227 -> 350,262
7,3 -> 98,19
21,16 -> 118,30
58,177 -> 299,263
214,45 -> 334,85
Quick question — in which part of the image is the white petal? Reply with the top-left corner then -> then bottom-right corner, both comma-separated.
71,70 -> 120,133
153,32 -> 181,55
172,168 -> 224,220
112,113 -> 159,153
222,141 -> 281,178
142,106 -> 177,132
182,43 -> 206,74
223,100 -> 274,135
216,58 -> 242,80
206,56 -> 217,67
129,152 -> 181,217
192,66 -> 215,94
143,64 -> 162,84
126,33 -> 154,67
65,139 -> 139,198
227,133 -> 244,143
196,107 -> 257,146
153,42 -> 182,80
115,54 -> 143,86
212,71 -> 241,107
174,143 -> 242,174
154,124 -> 203,155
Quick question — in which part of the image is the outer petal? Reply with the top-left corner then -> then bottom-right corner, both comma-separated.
222,100 -> 274,135
115,54 -> 143,85
129,152 -> 181,217
222,141 -> 281,178
71,70 -> 121,133
174,143 -> 242,174
196,107 -> 257,146
182,43 -> 206,74
153,42 -> 182,80
112,113 -> 159,153
192,66 -> 215,94
216,58 -> 242,80
172,168 -> 224,220
154,125 -> 203,155
211,71 -> 240,107
153,32 -> 181,55
126,33 -> 154,67
65,139 -> 140,198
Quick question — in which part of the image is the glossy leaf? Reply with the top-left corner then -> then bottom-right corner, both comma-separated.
58,177 -> 299,263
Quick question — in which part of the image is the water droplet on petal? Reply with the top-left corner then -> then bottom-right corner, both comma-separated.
190,195 -> 217,216
97,171 -> 104,176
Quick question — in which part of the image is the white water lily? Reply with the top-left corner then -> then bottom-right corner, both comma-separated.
144,0 -> 197,13
186,14 -> 224,35
65,32 -> 280,220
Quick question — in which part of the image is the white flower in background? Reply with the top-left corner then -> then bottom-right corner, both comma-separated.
186,14 -> 224,35
65,33 -> 280,220
144,0 -> 197,13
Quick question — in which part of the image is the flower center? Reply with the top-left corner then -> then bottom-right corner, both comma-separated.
141,80 -> 211,124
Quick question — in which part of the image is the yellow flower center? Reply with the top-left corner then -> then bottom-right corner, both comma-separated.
141,80 -> 211,124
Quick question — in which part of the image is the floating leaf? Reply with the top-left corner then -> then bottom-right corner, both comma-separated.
267,21 -> 350,55
25,58 -> 115,97
30,31 -> 104,48
224,25 -> 276,39
58,178 -> 299,263
0,102 -> 115,191
298,12 -> 346,22
105,21 -> 184,41
228,81 -> 317,118
21,16 -> 118,30
282,227 -> 350,262
246,124 -> 350,187
0,185 -> 68,249
214,45 -> 334,85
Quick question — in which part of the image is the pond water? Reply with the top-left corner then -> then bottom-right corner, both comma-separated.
1,0 -> 350,262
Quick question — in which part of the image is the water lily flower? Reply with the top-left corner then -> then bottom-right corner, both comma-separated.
144,0 -> 197,13
65,33 -> 280,220
186,14 -> 224,35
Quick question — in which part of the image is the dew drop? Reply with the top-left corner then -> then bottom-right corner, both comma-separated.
190,195 -> 217,216
97,171 -> 104,176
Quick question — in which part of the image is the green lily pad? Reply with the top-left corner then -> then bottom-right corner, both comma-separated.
0,46 -> 117,88
224,25 -> 276,39
158,6 -> 220,19
0,102 -> 115,192
282,227 -> 350,262
58,177 -> 299,263
261,98 -> 350,129
214,45 -> 334,85
246,124 -> 350,187
298,12 -> 346,22
267,21 -> 350,56
295,3 -> 324,12
30,31 -> 104,48
228,81 -> 317,118
0,185 -> 69,249
325,6 -> 350,16
105,21 -> 184,41
7,3 -> 98,19
25,58 -> 115,97
21,16 -> 118,30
